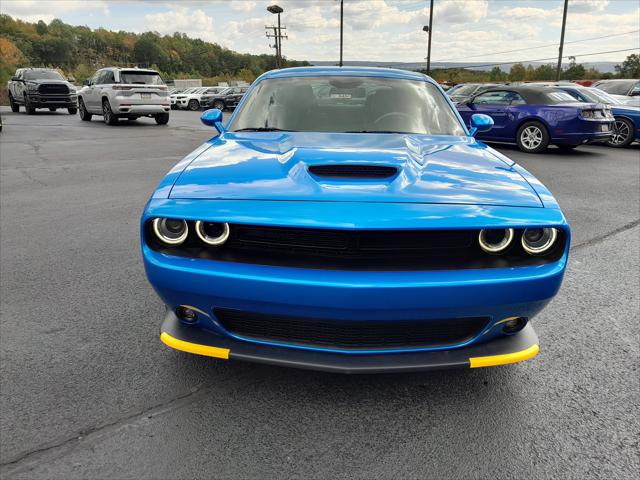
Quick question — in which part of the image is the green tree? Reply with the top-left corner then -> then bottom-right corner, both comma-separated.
489,66 -> 506,82
615,54 -> 640,77
508,63 -> 526,81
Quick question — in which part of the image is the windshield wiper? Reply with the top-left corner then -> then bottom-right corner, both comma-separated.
233,127 -> 297,132
344,130 -> 415,134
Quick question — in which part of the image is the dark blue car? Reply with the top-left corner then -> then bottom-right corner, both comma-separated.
141,67 -> 570,373
552,84 -> 640,147
456,85 -> 614,153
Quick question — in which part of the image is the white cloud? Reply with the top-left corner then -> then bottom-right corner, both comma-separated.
229,1 -> 257,13
435,0 -> 488,23
0,0 -> 110,21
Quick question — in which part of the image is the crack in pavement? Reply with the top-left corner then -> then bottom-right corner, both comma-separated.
1,219 -> 639,475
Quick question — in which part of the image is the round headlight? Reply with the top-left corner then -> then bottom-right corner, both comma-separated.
195,221 -> 230,246
478,228 -> 514,254
152,218 -> 188,245
521,227 -> 558,255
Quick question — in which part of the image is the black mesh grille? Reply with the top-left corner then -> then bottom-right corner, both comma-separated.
309,164 -> 398,179
214,308 -> 488,350
38,83 -> 69,94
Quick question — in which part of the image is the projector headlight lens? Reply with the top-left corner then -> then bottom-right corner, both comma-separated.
521,227 -> 558,255
195,221 -> 230,246
478,228 -> 514,254
152,218 -> 188,245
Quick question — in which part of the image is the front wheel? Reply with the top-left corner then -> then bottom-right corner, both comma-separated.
68,107 -> 77,115
78,98 -> 92,121
9,94 -> 19,112
606,117 -> 634,148
155,113 -> 170,125
49,107 -> 57,112
24,96 -> 35,115
188,99 -> 200,111
516,121 -> 549,153
102,99 -> 118,125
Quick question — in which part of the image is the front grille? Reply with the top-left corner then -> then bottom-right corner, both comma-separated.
214,308 -> 488,350
38,83 -> 69,95
309,164 -> 398,179
145,222 -> 567,271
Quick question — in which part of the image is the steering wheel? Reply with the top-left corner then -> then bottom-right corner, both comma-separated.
373,112 -> 414,126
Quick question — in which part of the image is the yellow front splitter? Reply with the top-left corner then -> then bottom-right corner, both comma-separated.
469,343 -> 539,368
160,331 -> 539,369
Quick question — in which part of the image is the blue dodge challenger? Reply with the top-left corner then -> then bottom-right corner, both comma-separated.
141,67 -> 570,373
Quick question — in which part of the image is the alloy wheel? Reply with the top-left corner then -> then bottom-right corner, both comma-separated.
610,120 -> 631,145
521,126 -> 543,150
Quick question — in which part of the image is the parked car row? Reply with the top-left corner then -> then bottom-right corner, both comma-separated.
169,86 -> 248,111
448,80 -> 639,152
7,67 -> 250,127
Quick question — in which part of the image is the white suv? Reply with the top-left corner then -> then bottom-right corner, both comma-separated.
77,68 -> 170,125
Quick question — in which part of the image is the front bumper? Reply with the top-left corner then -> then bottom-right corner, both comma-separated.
29,94 -> 77,108
160,309 -> 539,373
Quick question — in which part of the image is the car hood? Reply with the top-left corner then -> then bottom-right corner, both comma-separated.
169,132 -> 543,207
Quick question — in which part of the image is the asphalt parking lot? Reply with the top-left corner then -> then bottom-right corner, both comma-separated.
0,107 -> 638,479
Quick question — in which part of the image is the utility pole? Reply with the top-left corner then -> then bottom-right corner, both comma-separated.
556,0 -> 569,81
426,0 -> 434,75
266,5 -> 287,68
339,0 -> 344,67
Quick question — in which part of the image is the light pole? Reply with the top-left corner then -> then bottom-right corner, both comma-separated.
425,0 -> 434,75
556,0 -> 569,81
267,5 -> 284,68
339,0 -> 344,67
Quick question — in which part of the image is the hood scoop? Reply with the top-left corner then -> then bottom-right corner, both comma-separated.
309,164 -> 398,179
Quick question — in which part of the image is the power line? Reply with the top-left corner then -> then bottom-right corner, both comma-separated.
443,47 -> 639,70
434,29 -> 639,63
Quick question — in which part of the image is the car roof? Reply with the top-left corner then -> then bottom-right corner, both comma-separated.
478,85 -> 576,103
258,66 -> 430,83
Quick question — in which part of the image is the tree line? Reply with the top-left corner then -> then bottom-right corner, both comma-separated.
0,15 -> 309,92
420,54 -> 640,84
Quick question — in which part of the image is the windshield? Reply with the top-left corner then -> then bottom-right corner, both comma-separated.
24,70 -> 65,81
120,71 -> 164,85
544,91 -> 580,103
578,88 -> 622,105
449,84 -> 479,96
231,76 -> 465,135
595,80 -> 636,95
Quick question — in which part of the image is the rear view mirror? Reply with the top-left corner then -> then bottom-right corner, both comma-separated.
469,114 -> 494,137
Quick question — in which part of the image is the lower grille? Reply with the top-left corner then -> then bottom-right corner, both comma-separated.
38,83 -> 69,95
214,308 -> 488,350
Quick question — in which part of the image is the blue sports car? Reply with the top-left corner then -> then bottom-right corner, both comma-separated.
551,84 -> 640,147
141,67 -> 570,373
456,85 -> 614,153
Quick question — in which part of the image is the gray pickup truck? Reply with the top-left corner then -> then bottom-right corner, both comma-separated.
8,68 -> 78,115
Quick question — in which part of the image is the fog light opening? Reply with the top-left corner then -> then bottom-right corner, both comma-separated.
176,306 -> 198,324
501,317 -> 527,334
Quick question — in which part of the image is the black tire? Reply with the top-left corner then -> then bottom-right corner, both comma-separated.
188,99 -> 200,111
213,100 -> 225,111
516,121 -> 549,153
606,117 -> 634,148
68,107 -> 77,115
78,98 -> 92,121
557,144 -> 578,151
170,104 -> 177,110
25,95 -> 35,115
102,99 -> 118,125
155,113 -> 170,125
9,94 -> 19,112
49,107 -> 57,112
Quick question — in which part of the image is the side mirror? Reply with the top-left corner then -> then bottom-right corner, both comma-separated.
83,79 -> 91,86
10,76 -> 19,82
200,108 -> 225,134
469,113 -> 494,137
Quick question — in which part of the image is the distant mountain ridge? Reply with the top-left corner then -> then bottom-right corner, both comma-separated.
310,60 -> 620,73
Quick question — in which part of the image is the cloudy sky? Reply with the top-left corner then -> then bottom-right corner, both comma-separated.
1,0 -> 638,64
